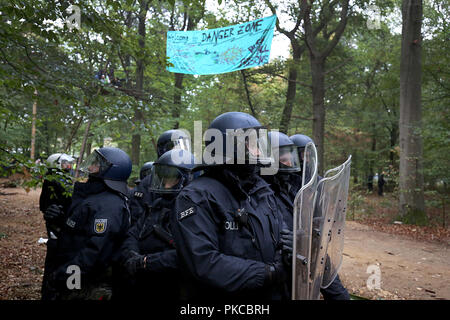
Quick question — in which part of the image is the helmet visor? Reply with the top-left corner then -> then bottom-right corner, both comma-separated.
60,160 -> 73,170
229,128 -> 273,165
149,164 -> 187,193
278,145 -> 301,172
161,136 -> 191,155
79,150 -> 111,176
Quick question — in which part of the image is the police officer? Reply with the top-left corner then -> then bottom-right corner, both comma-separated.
156,129 -> 191,158
378,172 -> 385,196
289,133 -> 350,300
49,147 -> 132,300
263,132 -> 301,230
170,111 -> 289,300
114,150 -> 196,300
136,161 -> 154,185
40,153 -> 75,233
40,153 -> 74,300
128,130 -> 192,225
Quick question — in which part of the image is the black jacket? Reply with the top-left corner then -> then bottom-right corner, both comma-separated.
128,174 -> 155,226
170,166 -> 288,300
51,178 -> 130,296
115,196 -> 179,300
39,168 -> 73,214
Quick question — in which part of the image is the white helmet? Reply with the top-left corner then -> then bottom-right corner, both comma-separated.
46,153 -> 74,169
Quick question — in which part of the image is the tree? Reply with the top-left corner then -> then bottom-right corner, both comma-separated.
265,0 -> 308,133
302,0 -> 350,174
398,0 -> 426,224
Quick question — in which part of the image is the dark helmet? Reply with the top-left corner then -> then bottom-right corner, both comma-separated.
80,147 -> 132,195
139,161 -> 154,180
290,134 -> 314,149
149,149 -> 196,194
205,111 -> 272,165
290,134 -> 315,161
156,129 -> 191,158
268,131 -> 301,173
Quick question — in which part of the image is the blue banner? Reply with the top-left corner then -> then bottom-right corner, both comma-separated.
166,15 -> 277,75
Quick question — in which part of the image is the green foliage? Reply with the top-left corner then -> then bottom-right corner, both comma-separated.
0,0 -> 447,227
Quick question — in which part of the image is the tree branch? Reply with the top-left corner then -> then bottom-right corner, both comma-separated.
324,57 -> 353,75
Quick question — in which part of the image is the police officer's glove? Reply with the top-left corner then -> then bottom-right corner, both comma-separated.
44,204 -> 63,222
280,229 -> 293,254
124,251 -> 145,275
264,261 -> 286,286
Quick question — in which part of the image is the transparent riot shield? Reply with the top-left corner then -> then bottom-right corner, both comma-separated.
292,142 -> 318,300
321,155 -> 352,289
308,162 -> 347,299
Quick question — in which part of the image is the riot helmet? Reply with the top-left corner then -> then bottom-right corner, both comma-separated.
46,153 -> 74,171
156,129 -> 191,158
149,149 -> 196,194
268,131 -> 301,173
290,134 -> 315,164
205,112 -> 273,166
80,147 -> 132,195
139,161 -> 154,180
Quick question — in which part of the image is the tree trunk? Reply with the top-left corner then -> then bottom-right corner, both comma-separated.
171,8 -> 205,129
173,72 -> 184,129
85,140 -> 92,159
390,124 -> 398,166
279,46 -> 302,133
30,89 -> 37,160
75,120 -> 92,178
131,0 -> 148,167
399,0 -> 426,224
310,57 -> 326,175
65,116 -> 83,153
241,70 -> 257,118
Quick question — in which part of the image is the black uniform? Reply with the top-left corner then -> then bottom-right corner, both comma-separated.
367,174 -> 374,192
263,174 -> 298,231
39,168 -> 73,300
171,166 -> 288,300
39,168 -> 73,229
128,174 -> 155,225
50,177 -> 130,300
114,196 -> 179,300
378,174 -> 385,196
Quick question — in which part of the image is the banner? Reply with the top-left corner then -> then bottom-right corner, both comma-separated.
166,15 -> 277,75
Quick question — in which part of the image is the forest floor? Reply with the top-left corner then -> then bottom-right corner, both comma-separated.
0,183 -> 448,300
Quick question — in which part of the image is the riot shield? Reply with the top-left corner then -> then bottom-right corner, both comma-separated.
308,162 -> 347,299
321,155 -> 352,289
324,163 -> 343,178
292,142 -> 318,300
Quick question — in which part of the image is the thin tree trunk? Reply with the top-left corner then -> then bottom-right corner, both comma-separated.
30,89 -> 37,160
85,140 -> 92,159
75,120 -> 92,178
241,70 -> 257,118
310,57 -> 326,175
389,125 -> 397,166
279,46 -> 303,133
65,116 -> 84,152
399,0 -> 426,224
171,6 -> 205,129
173,72 -> 184,129
131,0 -> 148,167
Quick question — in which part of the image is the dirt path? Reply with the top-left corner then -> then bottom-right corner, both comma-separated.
0,187 -> 46,300
0,186 -> 449,300
340,221 -> 449,300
